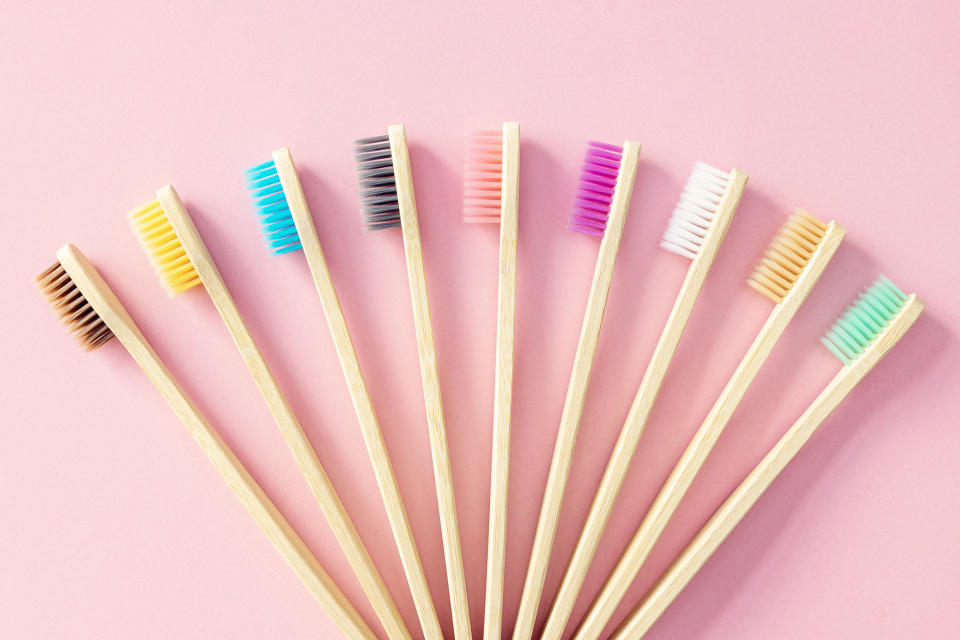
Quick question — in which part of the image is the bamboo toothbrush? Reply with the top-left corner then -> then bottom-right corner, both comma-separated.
512,139 -> 642,640
552,207 -> 834,639
243,147 -> 443,640
353,124 -> 471,640
610,277 -> 925,640
527,160 -> 744,640
128,186 -> 411,640
461,122 -> 520,640
36,244 -> 376,640
564,210 -> 840,640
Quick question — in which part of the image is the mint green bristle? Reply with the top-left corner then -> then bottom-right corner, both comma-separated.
820,277 -> 908,365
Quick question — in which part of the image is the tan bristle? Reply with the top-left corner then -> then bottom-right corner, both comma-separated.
129,200 -> 201,295
462,130 -> 503,223
36,261 -> 114,350
748,210 -> 829,303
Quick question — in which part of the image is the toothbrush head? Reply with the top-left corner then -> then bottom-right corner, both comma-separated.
129,197 -> 202,296
569,141 -> 624,237
748,210 -> 830,303
660,162 -> 734,259
821,277 -> 909,365
244,156 -> 303,254
462,129 -> 503,224
354,135 -> 401,230
36,260 -> 113,351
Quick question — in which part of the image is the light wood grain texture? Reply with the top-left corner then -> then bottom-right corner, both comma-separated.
512,140 -> 642,640
387,124 -> 472,640
564,171 -> 749,640
56,243 -> 376,640
560,200 -> 838,640
565,215 -> 839,640
611,294 -> 925,640
273,149 -> 443,640
542,169 -> 749,639
156,186 -> 410,640
483,121 -> 520,640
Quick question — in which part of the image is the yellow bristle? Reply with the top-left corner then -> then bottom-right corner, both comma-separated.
129,200 -> 201,295
748,210 -> 828,303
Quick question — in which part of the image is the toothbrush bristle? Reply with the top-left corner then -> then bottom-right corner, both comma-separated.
569,141 -> 624,237
244,160 -> 303,254
36,261 -> 114,350
821,277 -> 909,365
660,161 -> 732,259
354,135 -> 401,230
748,210 -> 829,303
462,130 -> 503,224
129,200 -> 201,295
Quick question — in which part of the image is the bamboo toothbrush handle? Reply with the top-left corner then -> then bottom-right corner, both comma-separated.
541,168 -> 747,640
603,223 -> 843,594
388,123 -> 472,640
273,150 -> 444,640
484,121 -> 520,640
616,223 -> 844,576
554,168 -> 745,640
155,187 -> 410,640
512,140 -> 642,640
611,295 -> 925,640
58,244 -> 376,640
548,210 -> 834,640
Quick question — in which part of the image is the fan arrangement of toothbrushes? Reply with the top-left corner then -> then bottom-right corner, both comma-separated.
34,121 -> 925,640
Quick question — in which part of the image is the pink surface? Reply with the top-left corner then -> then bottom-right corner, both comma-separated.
2,2 -> 959,638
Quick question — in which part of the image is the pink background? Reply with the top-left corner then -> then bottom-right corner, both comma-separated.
2,1 -> 958,638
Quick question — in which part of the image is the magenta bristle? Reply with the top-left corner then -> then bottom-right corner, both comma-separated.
569,141 -> 623,237
462,130 -> 503,223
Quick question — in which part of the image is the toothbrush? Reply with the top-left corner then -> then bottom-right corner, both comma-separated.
353,124 -> 471,639
461,122 -> 520,640
128,186 -> 411,640
512,139 -> 642,640
556,207 -> 837,640
610,277 -> 925,639
36,244 -> 376,640
568,210 -> 842,640
243,148 -> 443,640
524,159 -> 741,640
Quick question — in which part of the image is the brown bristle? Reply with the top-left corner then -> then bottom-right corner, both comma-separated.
36,261 -> 114,351
747,210 -> 829,303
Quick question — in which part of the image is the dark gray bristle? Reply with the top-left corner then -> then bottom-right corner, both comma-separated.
354,135 -> 401,230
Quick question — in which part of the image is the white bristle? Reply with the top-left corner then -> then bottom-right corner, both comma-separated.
660,161 -> 732,260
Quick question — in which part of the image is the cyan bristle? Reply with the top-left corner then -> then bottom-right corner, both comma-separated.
244,160 -> 303,254
821,277 -> 909,365
569,141 -> 624,237
354,135 -> 401,230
